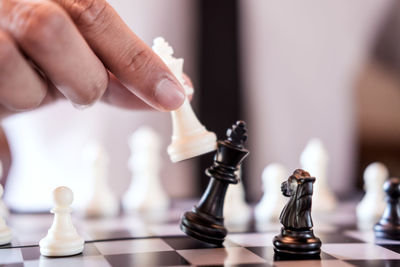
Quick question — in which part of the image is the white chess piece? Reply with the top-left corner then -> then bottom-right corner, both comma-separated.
300,138 -> 337,211
255,163 -> 288,223
0,161 -> 9,219
224,169 -> 251,226
356,162 -> 388,224
82,141 -> 119,218
152,37 -> 217,162
122,127 -> 170,220
0,184 -> 11,245
39,186 -> 84,256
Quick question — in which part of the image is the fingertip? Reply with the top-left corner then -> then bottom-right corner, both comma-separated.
154,78 -> 186,111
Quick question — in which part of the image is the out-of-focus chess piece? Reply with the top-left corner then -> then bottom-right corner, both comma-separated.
122,127 -> 170,221
374,177 -> 400,240
255,163 -> 288,224
300,138 -> 337,212
357,162 -> 388,227
0,161 -> 9,220
224,168 -> 251,228
273,169 -> 321,257
0,183 -> 11,246
82,141 -> 119,218
152,37 -> 216,162
39,186 -> 84,256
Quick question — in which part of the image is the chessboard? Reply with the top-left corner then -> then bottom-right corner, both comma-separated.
1,201 -> 400,267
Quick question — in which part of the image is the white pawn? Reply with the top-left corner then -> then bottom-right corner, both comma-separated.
152,37 -> 217,162
122,127 -> 170,220
224,169 -> 251,226
356,162 -> 388,224
0,184 -> 11,245
300,138 -> 337,211
255,163 -> 288,223
39,186 -> 84,256
82,141 -> 119,218
0,160 -> 9,219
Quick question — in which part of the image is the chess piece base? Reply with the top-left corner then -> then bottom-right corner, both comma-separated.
39,235 -> 84,257
180,208 -> 227,246
273,228 -> 321,256
168,130 -> 216,162
0,227 -> 12,245
374,222 -> 400,240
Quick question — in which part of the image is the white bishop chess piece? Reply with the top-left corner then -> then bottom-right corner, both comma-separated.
0,161 -> 9,220
224,168 -> 251,227
39,186 -> 84,256
356,162 -> 388,226
152,37 -> 217,162
300,138 -> 337,212
255,163 -> 288,223
82,141 -> 119,218
122,127 -> 170,221
0,184 -> 11,246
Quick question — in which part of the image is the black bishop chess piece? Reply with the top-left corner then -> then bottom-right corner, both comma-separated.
273,169 -> 321,258
180,121 -> 249,246
374,177 -> 400,240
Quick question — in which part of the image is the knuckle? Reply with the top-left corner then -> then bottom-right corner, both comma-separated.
1,85 -> 46,112
16,2 -> 68,51
73,75 -> 108,106
67,0 -> 108,27
120,46 -> 154,75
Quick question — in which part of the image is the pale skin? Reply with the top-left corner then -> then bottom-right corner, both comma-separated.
0,0 -> 192,184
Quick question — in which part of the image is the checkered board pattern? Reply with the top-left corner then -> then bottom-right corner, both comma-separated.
1,202 -> 400,267
2,227 -> 400,267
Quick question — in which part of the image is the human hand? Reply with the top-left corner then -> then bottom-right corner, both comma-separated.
0,0 -> 189,118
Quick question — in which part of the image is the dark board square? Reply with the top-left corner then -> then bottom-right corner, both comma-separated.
81,243 -> 101,256
316,232 -> 364,243
105,251 -> 190,267
379,245 -> 400,254
21,246 -> 41,261
90,230 -> 133,241
162,236 -> 237,250
202,264 -> 272,267
246,246 -> 336,262
344,260 -> 400,267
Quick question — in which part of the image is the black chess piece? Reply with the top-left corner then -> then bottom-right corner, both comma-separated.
273,169 -> 321,257
374,177 -> 400,240
180,121 -> 249,246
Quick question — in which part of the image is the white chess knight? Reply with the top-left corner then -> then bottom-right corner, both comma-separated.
356,162 -> 388,223
122,127 -> 170,219
300,138 -> 337,211
152,37 -> 217,162
255,163 -> 288,223
0,161 -> 9,219
82,141 -> 119,218
224,169 -> 251,226
0,184 -> 11,245
39,186 -> 84,256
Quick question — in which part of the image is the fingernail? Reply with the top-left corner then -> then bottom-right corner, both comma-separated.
155,79 -> 185,110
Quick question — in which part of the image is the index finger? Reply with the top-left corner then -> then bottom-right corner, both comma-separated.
52,0 -> 185,111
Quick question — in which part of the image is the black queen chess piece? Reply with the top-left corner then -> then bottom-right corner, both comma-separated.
374,177 -> 400,240
180,121 -> 249,246
273,169 -> 321,257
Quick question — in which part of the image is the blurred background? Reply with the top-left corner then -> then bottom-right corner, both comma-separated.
2,0 -> 400,211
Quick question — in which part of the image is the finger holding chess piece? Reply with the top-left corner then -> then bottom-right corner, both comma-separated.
273,169 -> 321,258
